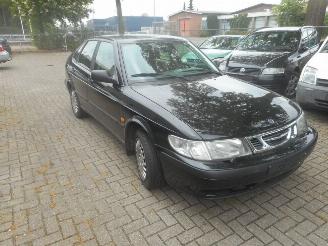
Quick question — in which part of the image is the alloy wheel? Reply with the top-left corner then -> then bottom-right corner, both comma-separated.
71,91 -> 79,114
285,75 -> 299,98
135,138 -> 147,181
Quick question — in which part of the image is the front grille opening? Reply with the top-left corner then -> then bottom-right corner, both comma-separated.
248,126 -> 292,152
227,67 -> 261,75
249,137 -> 264,150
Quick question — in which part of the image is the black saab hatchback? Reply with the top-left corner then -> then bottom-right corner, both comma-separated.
65,35 -> 317,197
219,27 -> 320,98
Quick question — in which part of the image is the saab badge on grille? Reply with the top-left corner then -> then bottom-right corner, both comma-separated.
240,68 -> 246,73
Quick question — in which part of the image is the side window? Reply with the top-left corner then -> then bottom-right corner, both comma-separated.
94,42 -> 115,75
79,41 -> 98,69
73,43 -> 85,61
307,28 -> 319,48
301,29 -> 309,48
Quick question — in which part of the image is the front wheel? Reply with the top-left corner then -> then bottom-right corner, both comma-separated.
135,130 -> 164,189
284,73 -> 299,98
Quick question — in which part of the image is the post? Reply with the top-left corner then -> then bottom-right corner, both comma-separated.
115,0 -> 125,35
153,0 -> 156,16
17,7 -> 26,40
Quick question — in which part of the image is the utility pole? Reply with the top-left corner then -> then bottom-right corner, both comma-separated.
115,0 -> 125,35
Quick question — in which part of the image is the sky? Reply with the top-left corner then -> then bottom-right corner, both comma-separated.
91,0 -> 281,20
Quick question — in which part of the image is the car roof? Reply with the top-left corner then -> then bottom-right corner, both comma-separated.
256,26 -> 314,33
95,34 -> 187,43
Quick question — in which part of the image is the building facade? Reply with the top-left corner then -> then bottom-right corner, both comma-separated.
168,11 -> 227,37
87,16 -> 164,32
168,3 -> 278,37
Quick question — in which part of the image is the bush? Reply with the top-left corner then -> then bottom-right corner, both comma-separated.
33,32 -> 64,50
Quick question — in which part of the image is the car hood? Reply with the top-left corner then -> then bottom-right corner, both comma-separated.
131,75 -> 301,140
306,53 -> 328,79
228,50 -> 289,68
201,49 -> 232,60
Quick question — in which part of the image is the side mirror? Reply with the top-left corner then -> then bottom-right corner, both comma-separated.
91,70 -> 118,86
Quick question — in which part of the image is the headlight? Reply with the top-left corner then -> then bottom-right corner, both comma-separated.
296,113 -> 308,136
300,66 -> 317,85
168,135 -> 251,161
218,60 -> 227,73
262,68 -> 285,75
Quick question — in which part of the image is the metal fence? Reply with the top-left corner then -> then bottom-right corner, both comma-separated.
2,26 -> 328,51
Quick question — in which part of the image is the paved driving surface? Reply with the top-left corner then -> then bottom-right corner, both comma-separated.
1,52 -> 328,246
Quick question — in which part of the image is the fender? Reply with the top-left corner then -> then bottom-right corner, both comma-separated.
124,115 -> 155,154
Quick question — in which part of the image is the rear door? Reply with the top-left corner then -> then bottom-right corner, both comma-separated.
88,41 -> 124,140
71,40 -> 98,108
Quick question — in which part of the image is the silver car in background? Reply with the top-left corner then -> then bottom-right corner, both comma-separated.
0,38 -> 12,64
296,37 -> 328,110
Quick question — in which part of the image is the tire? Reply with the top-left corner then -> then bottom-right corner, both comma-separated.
135,130 -> 165,189
70,89 -> 86,118
284,73 -> 299,99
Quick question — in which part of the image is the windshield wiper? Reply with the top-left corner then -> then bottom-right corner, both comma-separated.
180,67 -> 219,75
131,73 -> 162,77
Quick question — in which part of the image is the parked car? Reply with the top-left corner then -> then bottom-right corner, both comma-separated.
0,38 -> 12,64
296,36 -> 328,110
65,35 -> 317,197
219,27 -> 320,98
199,35 -> 243,63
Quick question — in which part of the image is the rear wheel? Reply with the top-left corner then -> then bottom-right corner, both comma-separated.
135,130 -> 164,189
284,73 -> 299,98
70,89 -> 86,118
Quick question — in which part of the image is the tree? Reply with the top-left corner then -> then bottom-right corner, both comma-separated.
8,0 -> 92,49
229,14 -> 251,30
273,0 -> 306,27
11,0 -> 92,33
188,0 -> 194,11
206,14 -> 218,35
305,0 -> 328,26
183,2 -> 186,10
115,0 -> 125,35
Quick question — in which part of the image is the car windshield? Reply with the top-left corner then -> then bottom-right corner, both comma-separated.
238,31 -> 300,52
320,41 -> 328,53
121,41 -> 217,82
200,36 -> 241,50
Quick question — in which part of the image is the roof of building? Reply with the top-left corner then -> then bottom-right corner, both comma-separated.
169,10 -> 229,17
233,3 -> 277,14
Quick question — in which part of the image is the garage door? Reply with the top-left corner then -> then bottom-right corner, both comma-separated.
268,16 -> 278,27
255,17 -> 266,29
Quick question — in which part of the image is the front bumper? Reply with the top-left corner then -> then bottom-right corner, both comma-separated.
159,127 -> 317,198
296,82 -> 328,110
0,51 -> 11,63
227,73 -> 288,94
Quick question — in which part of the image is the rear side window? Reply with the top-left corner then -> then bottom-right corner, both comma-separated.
78,41 -> 98,69
94,42 -> 115,74
307,28 -> 318,48
301,29 -> 310,48
73,43 -> 85,61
